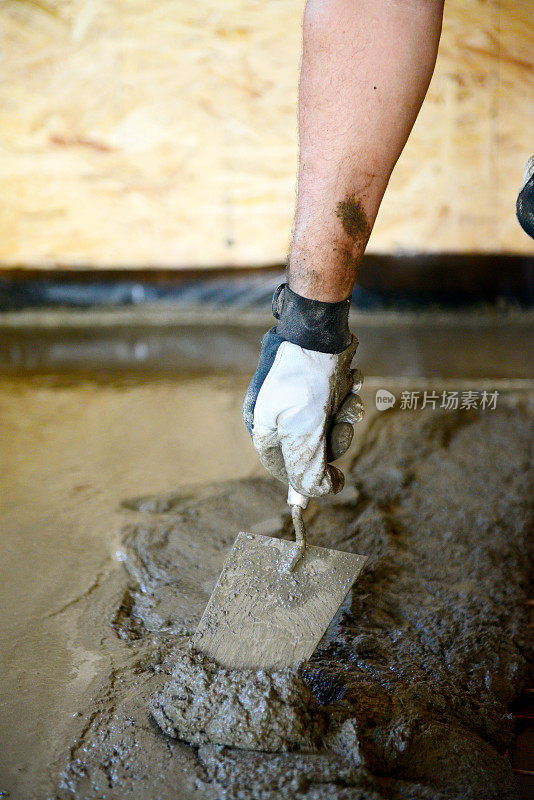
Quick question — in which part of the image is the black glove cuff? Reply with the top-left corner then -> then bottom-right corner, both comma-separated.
272,283 -> 351,354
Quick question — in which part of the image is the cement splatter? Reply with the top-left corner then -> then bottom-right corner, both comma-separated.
56,406 -> 533,800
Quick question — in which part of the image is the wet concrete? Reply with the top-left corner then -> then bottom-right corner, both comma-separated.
0,374 -> 257,799
0,372 -> 532,799
1,306 -> 533,379
53,404 -> 533,800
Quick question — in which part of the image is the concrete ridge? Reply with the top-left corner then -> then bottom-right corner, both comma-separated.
1,304 -> 533,330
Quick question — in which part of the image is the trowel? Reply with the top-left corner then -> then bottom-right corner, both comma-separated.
193,485 -> 367,670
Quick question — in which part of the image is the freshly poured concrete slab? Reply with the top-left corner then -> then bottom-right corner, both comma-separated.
1,372 -> 532,800
57,404 -> 533,799
0,307 -> 533,380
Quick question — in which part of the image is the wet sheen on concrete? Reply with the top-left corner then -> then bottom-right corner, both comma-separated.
52,405 -> 533,800
0,373 -> 257,799
1,368 -> 532,799
1,306 -> 533,379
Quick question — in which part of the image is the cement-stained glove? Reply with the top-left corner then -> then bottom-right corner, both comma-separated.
243,283 -> 364,499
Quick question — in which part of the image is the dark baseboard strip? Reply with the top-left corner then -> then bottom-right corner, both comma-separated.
0,253 -> 533,310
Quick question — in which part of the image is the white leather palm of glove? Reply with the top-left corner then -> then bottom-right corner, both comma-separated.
243,330 -> 363,498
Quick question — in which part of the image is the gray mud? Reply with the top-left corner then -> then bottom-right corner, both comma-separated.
57,407 -> 533,800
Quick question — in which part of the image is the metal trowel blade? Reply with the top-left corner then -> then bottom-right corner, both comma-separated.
192,532 -> 367,670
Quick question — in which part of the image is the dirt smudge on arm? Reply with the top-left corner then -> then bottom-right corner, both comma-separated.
335,195 -> 371,250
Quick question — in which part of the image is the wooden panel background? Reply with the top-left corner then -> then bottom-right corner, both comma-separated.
0,0 -> 532,269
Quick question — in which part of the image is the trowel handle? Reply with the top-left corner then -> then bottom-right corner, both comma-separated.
287,486 -> 309,510
287,486 -> 308,572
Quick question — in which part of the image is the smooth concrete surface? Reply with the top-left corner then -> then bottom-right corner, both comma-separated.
0,306 -> 533,379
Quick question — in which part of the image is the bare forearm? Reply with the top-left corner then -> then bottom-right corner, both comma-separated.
290,0 -> 444,301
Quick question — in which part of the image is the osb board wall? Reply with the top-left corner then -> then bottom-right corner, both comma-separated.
0,0 -> 532,269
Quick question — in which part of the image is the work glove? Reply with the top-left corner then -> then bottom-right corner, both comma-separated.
243,283 -> 364,499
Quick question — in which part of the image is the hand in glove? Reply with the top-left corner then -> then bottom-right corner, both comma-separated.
243,283 -> 364,499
